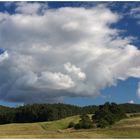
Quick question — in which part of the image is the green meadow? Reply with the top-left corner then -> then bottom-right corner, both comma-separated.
0,115 -> 140,138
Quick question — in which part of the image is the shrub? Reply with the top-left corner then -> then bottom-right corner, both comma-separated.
97,119 -> 109,128
68,122 -> 75,128
74,114 -> 93,129
74,123 -> 81,129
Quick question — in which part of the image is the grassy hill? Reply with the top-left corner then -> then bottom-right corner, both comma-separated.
40,115 -> 80,131
0,114 -> 140,138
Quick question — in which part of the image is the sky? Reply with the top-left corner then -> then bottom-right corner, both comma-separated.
0,1 -> 140,107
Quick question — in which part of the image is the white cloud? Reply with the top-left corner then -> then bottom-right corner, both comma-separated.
38,71 -> 75,90
127,67 -> 140,78
15,2 -> 48,15
128,100 -> 134,104
0,3 -> 140,103
64,62 -> 86,80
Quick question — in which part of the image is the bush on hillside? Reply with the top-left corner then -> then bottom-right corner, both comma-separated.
96,118 -> 109,128
74,114 -> 93,129
92,102 -> 127,128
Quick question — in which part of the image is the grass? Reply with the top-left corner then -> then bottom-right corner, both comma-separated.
114,117 -> 140,128
0,115 -> 140,138
40,115 -> 80,131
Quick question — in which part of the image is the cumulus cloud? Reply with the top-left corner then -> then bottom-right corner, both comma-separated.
64,62 -> 86,80
37,71 -> 75,90
15,2 -> 48,15
0,3 -> 140,103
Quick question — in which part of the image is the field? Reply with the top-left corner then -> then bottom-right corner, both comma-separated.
0,115 -> 140,138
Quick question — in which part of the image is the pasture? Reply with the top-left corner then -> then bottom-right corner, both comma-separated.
0,115 -> 140,138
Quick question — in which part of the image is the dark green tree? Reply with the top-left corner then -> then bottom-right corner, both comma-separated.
93,102 -> 126,128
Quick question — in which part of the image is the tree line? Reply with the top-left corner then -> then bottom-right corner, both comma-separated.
0,103 -> 98,124
0,102 -> 140,124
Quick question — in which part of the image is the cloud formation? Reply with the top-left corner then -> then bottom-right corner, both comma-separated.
130,6 -> 140,24
15,2 -> 48,15
0,2 -> 140,103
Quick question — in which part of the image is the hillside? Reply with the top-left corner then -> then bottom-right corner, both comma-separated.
40,115 -> 80,131
0,103 -> 140,124
0,115 -> 140,138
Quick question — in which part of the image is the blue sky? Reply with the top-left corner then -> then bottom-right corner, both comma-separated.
0,2 -> 140,107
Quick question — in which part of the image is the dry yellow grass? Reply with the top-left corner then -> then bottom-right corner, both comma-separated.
0,115 -> 140,138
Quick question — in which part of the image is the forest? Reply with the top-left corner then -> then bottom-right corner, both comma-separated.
0,102 -> 140,125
